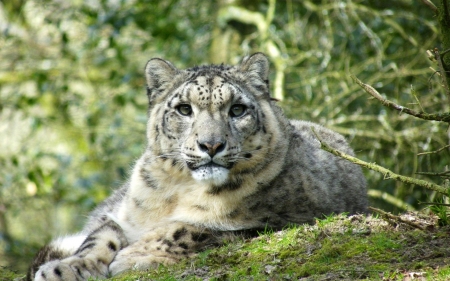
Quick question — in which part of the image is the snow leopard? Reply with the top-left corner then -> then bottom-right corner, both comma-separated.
28,53 -> 367,280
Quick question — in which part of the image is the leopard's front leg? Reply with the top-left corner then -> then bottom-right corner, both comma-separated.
33,221 -> 128,281
109,222 -> 225,276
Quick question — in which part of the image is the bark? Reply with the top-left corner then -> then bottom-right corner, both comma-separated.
438,0 -> 450,97
438,0 -> 450,68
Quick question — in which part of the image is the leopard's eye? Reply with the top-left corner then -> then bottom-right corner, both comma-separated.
229,104 -> 247,118
176,104 -> 192,116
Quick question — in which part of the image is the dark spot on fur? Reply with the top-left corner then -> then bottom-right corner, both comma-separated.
191,232 -> 210,243
178,242 -> 189,250
193,205 -> 209,211
133,197 -> 144,208
165,196 -> 176,204
75,242 -> 96,255
83,235 -> 97,244
75,266 -> 83,278
277,210 -> 289,218
162,239 -> 173,247
254,84 -> 267,94
81,261 -> 88,269
173,227 -> 188,241
248,201 -> 261,211
103,221 -> 124,234
54,267 -> 62,277
108,241 -> 117,252
244,153 -> 252,158
208,178 -> 243,195
140,167 -> 159,189
226,209 -> 240,218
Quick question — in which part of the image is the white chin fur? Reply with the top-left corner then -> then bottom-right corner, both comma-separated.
191,166 -> 229,186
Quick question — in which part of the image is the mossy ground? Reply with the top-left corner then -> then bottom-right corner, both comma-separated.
3,213 -> 450,281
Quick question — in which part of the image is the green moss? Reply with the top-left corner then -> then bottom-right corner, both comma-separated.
434,265 -> 450,279
137,214 -> 447,281
278,249 -> 303,259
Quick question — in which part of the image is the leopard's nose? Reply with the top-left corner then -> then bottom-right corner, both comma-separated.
198,141 -> 226,157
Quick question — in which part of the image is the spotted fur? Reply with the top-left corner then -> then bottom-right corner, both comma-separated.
28,53 -> 367,280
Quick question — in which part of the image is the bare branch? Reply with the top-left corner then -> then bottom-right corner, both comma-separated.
368,207 -> 427,230
311,127 -> 450,196
418,144 -> 450,155
416,170 -> 450,178
433,48 -> 450,100
420,202 -> 450,206
420,0 -> 439,14
351,75 -> 450,123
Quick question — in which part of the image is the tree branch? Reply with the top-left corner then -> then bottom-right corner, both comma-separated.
351,75 -> 450,123
433,48 -> 450,100
368,207 -> 427,230
420,202 -> 450,206
420,0 -> 439,14
311,127 -> 450,196
417,144 -> 450,155
416,170 -> 450,179
438,0 -> 450,90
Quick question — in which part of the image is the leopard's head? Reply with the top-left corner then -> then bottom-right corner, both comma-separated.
144,53 -> 288,190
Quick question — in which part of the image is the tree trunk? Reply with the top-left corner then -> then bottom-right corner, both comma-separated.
438,0 -> 450,93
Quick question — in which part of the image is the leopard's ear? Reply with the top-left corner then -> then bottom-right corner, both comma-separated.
239,53 -> 270,99
239,52 -> 269,82
144,58 -> 179,105
145,58 -> 178,90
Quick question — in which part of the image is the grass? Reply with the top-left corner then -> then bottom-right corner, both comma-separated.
3,213 -> 450,281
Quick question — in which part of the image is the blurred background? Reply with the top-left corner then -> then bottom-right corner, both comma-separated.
1,0 -> 448,273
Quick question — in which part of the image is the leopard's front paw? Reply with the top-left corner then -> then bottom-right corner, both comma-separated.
34,260 -> 78,281
34,256 -> 109,281
109,248 -> 177,276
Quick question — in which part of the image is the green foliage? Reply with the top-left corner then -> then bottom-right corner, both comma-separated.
429,201 -> 450,226
277,1 -> 448,213
0,0 -> 449,273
